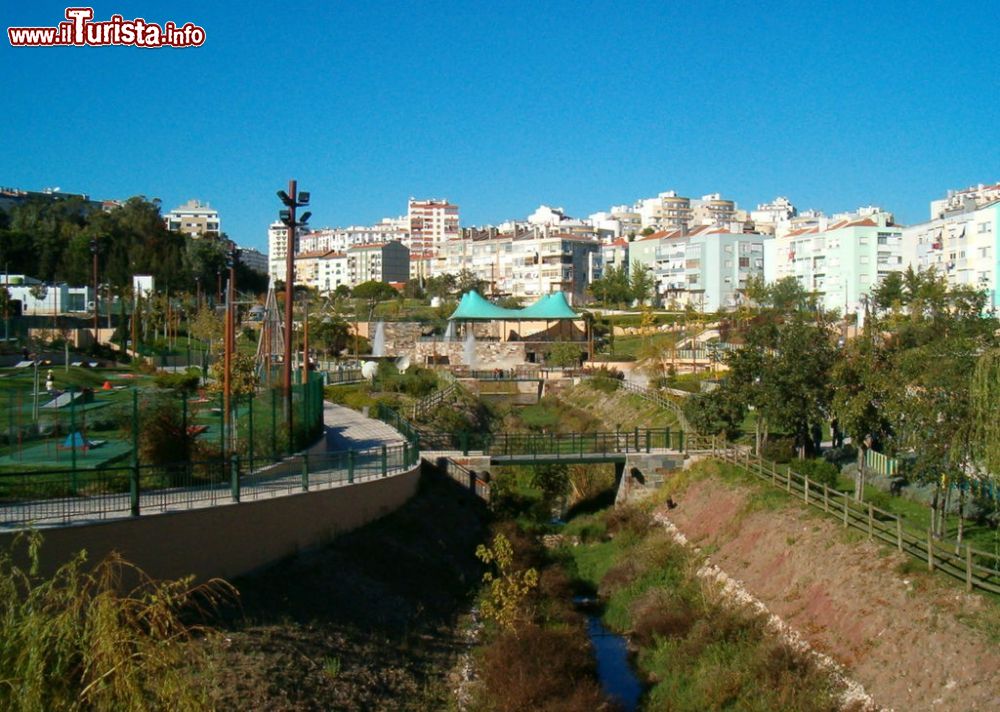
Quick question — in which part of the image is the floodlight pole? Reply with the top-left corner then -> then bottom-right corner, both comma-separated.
283,179 -> 297,433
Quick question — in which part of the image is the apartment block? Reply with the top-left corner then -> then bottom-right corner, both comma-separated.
406,199 -> 459,267
508,234 -> 600,304
684,231 -> 768,312
348,241 -> 410,285
165,199 -> 220,237
902,199 -> 999,311
267,221 -> 300,282
765,212 -> 903,315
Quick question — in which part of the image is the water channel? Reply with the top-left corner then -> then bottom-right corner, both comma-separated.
575,597 -> 644,710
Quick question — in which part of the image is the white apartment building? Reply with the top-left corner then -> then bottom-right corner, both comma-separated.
441,236 -> 515,295
299,221 -> 406,254
267,221 -> 302,282
750,196 -> 797,235
509,234 -> 600,304
292,251 -> 351,294
930,182 -> 1000,220
627,226 -> 766,310
684,232 -> 768,312
165,199 -> 220,237
690,193 -> 742,227
901,199 -> 999,311
765,211 -> 903,316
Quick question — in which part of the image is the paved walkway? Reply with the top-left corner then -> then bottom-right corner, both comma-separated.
309,403 -> 406,455
2,402 -> 410,530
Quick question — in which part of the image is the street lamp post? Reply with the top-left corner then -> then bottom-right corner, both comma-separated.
90,239 -> 99,338
277,181 -> 311,442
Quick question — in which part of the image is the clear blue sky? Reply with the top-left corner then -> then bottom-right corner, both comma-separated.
3,1 -> 998,252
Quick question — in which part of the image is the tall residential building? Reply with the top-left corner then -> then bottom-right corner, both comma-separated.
406,198 -> 459,267
165,199 -> 220,237
267,221 -> 300,282
902,198 -> 999,311
765,211 -> 903,316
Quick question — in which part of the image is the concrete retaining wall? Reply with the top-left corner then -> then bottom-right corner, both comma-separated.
2,465 -> 422,583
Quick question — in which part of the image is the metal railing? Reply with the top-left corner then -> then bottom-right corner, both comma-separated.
0,441 -> 419,529
435,456 -> 491,501
715,448 -> 1000,596
411,381 -> 459,420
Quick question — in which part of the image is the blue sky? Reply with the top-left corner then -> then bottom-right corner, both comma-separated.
3,1 -> 998,251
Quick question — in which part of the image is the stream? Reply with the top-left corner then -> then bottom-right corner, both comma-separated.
575,598 -> 644,711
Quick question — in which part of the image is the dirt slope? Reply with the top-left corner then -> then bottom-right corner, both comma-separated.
659,472 -> 1000,712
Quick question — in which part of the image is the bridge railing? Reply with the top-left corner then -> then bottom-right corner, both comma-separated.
0,441 -> 420,529
434,456 -> 491,501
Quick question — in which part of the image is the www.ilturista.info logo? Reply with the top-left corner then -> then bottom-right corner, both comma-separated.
8,7 -> 206,48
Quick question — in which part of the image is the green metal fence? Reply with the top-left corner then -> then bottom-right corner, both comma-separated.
0,438 -> 418,528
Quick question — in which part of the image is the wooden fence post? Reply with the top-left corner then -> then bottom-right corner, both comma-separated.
965,545 -> 973,592
896,518 -> 903,552
867,503 -> 873,540
786,468 -> 791,493
843,497 -> 849,527
823,484 -> 829,513
927,529 -> 934,572
804,475 -> 810,505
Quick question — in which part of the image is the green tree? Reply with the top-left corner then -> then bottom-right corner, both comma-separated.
456,268 -> 487,295
352,280 -> 398,319
545,341 -> 582,368
588,263 -> 631,307
683,389 -> 746,440
629,260 -> 656,306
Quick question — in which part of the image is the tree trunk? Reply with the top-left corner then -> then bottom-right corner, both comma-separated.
930,480 -> 941,538
855,445 -> 866,501
956,483 -> 966,551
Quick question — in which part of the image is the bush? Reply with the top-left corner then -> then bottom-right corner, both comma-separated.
791,458 -> 840,489
760,436 -> 796,464
0,533 -> 233,711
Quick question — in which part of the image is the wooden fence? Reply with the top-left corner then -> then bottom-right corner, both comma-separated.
714,448 -> 1000,596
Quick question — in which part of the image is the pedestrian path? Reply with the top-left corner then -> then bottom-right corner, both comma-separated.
1,402 -> 411,530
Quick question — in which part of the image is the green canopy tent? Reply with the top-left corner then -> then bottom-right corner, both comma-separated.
448,291 -> 582,343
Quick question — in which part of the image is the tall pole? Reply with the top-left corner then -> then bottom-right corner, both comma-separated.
283,179 -> 297,430
223,274 -> 232,456
302,299 -> 309,386
92,244 -> 99,338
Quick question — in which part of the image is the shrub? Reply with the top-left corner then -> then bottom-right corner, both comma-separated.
760,436 -> 796,463
792,458 -> 840,489
0,533 -> 233,711
476,624 -> 608,712
476,533 -> 539,631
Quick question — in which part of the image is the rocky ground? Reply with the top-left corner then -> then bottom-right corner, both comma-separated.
658,464 -> 1000,711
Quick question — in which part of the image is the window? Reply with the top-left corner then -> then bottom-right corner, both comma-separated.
739,257 -> 749,268
978,222 -> 992,233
